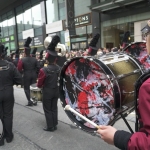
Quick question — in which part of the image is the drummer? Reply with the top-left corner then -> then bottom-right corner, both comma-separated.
97,20 -> 150,150
17,37 -> 40,106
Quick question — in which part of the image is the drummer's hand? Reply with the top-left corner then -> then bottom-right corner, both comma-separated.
97,125 -> 117,145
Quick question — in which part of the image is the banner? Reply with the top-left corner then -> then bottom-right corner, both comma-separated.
65,0 -> 76,35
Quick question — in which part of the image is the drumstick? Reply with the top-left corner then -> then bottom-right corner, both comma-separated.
64,105 -> 100,129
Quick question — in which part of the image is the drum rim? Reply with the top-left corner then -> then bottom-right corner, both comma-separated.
59,56 -> 120,132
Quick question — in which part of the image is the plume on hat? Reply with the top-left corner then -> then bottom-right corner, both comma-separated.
89,33 -> 100,49
15,48 -> 20,58
47,35 -> 60,51
24,37 -> 32,48
39,50 -> 43,59
122,31 -> 130,43
32,47 -> 37,54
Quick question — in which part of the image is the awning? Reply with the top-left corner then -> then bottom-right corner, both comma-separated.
89,0 -> 145,12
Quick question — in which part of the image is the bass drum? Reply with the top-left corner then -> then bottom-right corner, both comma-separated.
59,53 -> 143,133
0,120 -> 3,140
123,41 -> 150,71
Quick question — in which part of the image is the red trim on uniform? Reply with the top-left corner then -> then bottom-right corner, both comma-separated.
17,59 -> 23,71
37,69 -> 46,88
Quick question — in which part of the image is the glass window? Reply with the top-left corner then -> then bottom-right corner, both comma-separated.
8,17 -> 15,35
87,25 -> 92,34
24,8 -> 32,30
16,13 -> 24,33
5,43 -> 10,55
58,0 -> 66,20
74,0 -> 91,17
34,27 -> 43,36
2,20 -> 8,37
32,4 -> 42,28
18,33 -> 23,40
60,31 -> 65,44
76,26 -> 86,35
46,0 -> 59,24
10,41 -> 16,50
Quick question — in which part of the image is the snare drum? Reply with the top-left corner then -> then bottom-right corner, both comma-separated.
123,41 -> 150,71
59,53 -> 143,132
30,83 -> 42,101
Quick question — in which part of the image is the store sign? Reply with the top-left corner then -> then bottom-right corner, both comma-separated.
22,29 -> 34,39
1,37 -> 9,43
74,14 -> 91,26
34,36 -> 43,46
46,20 -> 63,34
66,0 -> 76,35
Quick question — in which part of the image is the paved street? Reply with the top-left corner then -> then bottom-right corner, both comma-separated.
0,86 -> 135,150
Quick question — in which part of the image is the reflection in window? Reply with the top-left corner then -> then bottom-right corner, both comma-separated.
24,8 -> 32,30
10,41 -> 16,50
2,20 -> 8,37
76,26 -> 86,35
46,0 -> 59,24
58,0 -> 66,20
32,4 -> 42,28
17,13 -> 24,33
8,17 -> 15,35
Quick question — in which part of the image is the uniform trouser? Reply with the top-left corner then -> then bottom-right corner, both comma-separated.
43,88 -> 59,128
0,87 -> 14,141
23,72 -> 37,102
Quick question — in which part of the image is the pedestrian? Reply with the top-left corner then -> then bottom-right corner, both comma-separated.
37,35 -> 60,132
97,20 -> 150,150
17,37 -> 40,106
0,44 -> 22,146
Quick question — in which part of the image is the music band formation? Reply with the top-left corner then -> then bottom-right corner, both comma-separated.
0,20 -> 150,150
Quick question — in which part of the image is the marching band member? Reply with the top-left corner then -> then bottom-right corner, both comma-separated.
97,20 -> 150,150
17,37 -> 40,106
13,48 -> 20,67
0,44 -> 22,146
83,33 -> 100,56
31,47 -> 37,57
37,50 -> 45,69
37,35 -> 60,132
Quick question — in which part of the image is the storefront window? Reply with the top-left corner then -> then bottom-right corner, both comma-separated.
58,0 -> 66,20
8,17 -> 15,35
74,0 -> 91,17
32,4 -> 42,28
16,13 -> 24,33
76,26 -> 86,35
46,0 -> 59,24
24,8 -> 32,30
2,20 -> 8,37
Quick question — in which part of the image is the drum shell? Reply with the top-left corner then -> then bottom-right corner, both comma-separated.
30,84 -> 42,101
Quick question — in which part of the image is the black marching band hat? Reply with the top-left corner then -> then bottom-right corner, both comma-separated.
45,35 -> 60,63
31,47 -> 37,57
15,48 -> 20,58
122,31 -> 130,43
24,37 -> 32,55
88,33 -> 100,56
141,20 -> 150,35
39,50 -> 43,59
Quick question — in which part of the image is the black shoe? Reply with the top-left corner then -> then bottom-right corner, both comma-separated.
26,101 -> 33,106
6,133 -> 14,143
54,126 -> 57,130
43,127 -> 55,132
0,139 -> 4,146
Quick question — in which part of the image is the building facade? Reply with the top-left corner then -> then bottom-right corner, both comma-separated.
0,0 -> 149,55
